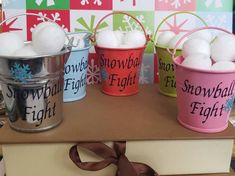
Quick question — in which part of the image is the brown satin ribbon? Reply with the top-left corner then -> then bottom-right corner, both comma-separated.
69,141 -> 158,176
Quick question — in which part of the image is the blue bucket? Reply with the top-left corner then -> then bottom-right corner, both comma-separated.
63,32 -> 91,102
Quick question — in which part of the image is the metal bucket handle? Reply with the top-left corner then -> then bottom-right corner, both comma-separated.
91,11 -> 150,46
170,26 -> 234,60
0,12 -> 79,48
153,11 -> 208,45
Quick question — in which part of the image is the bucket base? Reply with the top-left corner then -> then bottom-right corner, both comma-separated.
64,93 -> 86,103
102,90 -> 139,97
178,117 -> 228,133
159,89 -> 176,97
9,117 -> 63,133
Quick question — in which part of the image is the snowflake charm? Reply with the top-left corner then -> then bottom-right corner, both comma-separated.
10,63 -> 32,83
100,68 -> 108,81
224,96 -> 235,112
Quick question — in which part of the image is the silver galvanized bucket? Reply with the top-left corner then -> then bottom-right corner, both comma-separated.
0,13 -> 73,132
0,48 -> 71,132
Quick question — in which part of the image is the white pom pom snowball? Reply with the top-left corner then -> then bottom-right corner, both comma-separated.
211,61 -> 235,71
157,31 -> 175,47
211,34 -> 235,62
14,44 -> 38,57
189,30 -> 213,42
114,30 -> 125,45
0,32 -> 24,56
182,54 -> 212,70
124,30 -> 146,48
32,22 -> 55,39
167,33 -> 188,49
182,38 -> 210,58
118,44 -> 131,49
32,22 -> 66,55
96,30 -> 119,48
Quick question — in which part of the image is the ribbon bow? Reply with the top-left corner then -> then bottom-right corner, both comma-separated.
69,141 -> 158,176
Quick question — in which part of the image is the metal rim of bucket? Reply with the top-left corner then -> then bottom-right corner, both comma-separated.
66,31 -> 92,52
9,117 -> 63,133
0,12 -> 74,60
153,11 -> 208,49
172,26 -> 235,74
91,11 -> 150,49
177,117 -> 229,133
94,45 -> 147,51
0,44 -> 71,60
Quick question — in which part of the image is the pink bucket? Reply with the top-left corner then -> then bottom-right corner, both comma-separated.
172,27 -> 235,133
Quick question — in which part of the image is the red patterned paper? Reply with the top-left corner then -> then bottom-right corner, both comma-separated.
26,10 -> 70,40
70,0 -> 112,10
1,11 -> 23,32
87,53 -> 101,85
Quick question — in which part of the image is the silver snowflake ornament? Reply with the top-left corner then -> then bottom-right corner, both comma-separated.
10,63 -> 32,83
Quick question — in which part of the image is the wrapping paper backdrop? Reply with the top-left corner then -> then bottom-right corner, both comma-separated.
1,0 -> 234,85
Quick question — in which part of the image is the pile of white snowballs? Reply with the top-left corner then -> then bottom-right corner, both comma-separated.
0,21 -> 67,57
157,30 -> 235,71
96,29 -> 146,48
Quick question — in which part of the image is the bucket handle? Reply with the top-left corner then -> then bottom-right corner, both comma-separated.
153,11 -> 208,45
170,26 -> 234,59
0,12 -> 79,48
91,11 -> 150,45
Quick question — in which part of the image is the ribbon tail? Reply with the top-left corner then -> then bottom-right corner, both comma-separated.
117,155 -> 138,176
69,143 -> 117,171
132,162 -> 158,176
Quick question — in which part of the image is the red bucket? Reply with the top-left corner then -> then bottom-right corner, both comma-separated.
93,12 -> 149,96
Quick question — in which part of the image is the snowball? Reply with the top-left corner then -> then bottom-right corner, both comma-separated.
167,33 -> 188,49
189,30 -> 213,42
182,38 -> 210,58
114,30 -> 125,45
0,32 -> 24,56
157,31 -> 175,47
182,54 -> 212,70
96,30 -> 119,48
124,30 -> 146,48
118,44 -> 132,49
211,34 -> 235,62
211,61 -> 235,71
32,22 -> 55,39
32,23 -> 66,55
14,44 -> 38,57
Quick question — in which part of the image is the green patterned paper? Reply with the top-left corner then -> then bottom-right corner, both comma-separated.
197,0 -> 233,12
26,0 -> 70,10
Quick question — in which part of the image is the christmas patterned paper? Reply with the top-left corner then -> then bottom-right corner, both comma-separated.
0,1 -> 234,174
1,0 -> 234,85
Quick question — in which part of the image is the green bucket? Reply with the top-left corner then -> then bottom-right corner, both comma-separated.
153,11 -> 207,97
155,46 -> 181,97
